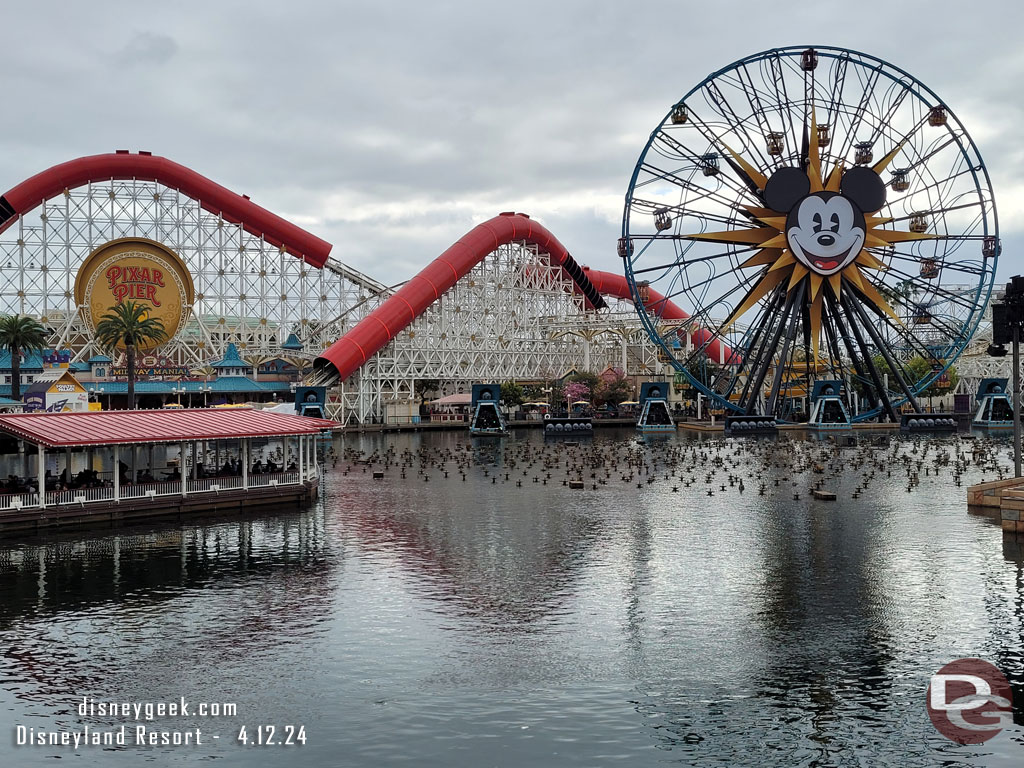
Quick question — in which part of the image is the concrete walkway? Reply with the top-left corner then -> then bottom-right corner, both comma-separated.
967,477 -> 1024,534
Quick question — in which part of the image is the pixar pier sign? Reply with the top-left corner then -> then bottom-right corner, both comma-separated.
104,263 -> 168,306
74,238 -> 195,351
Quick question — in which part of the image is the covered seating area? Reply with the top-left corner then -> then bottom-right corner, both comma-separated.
0,408 -> 337,532
428,393 -> 472,423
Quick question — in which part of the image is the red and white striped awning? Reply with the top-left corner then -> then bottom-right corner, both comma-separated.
0,408 -> 337,448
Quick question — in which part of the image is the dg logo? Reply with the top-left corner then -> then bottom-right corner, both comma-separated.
927,658 -> 1013,744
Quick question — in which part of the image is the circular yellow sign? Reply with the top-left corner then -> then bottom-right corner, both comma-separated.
74,238 -> 194,351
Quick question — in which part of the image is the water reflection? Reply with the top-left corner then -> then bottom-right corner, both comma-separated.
999,536 -> 1024,728
0,429 -> 1022,766
1,509 -> 334,717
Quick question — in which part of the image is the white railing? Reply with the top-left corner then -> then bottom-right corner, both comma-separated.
121,482 -> 175,500
46,487 -> 115,506
0,469 -> 312,516
248,472 -> 298,488
187,477 -> 221,494
0,493 -> 41,511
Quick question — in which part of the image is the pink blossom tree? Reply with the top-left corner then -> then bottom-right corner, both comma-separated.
564,380 -> 590,405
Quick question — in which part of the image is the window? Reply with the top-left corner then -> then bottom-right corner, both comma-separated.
26,376 -> 33,383
3,376 -> 9,383
95,368 -> 105,377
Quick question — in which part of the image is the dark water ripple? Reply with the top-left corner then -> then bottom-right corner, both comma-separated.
0,428 -> 1022,766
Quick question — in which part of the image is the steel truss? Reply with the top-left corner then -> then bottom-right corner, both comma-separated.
952,305 -> 1011,397
0,185 -> 667,422
324,243 -> 666,422
0,179 -> 373,368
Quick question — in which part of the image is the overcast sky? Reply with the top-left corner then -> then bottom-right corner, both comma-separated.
1,0 -> 1022,287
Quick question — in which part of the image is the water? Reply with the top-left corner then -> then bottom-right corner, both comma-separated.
1,428 -> 1022,766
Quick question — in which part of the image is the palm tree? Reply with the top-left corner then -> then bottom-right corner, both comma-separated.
0,315 -> 47,402
94,301 -> 167,410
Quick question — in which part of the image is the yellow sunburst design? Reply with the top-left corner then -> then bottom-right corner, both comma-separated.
683,113 -> 934,361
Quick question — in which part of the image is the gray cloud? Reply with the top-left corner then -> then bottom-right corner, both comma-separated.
0,0 -> 1021,285
111,31 -> 178,66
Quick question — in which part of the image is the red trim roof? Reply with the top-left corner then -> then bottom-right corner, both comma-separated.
0,152 -> 333,268
0,408 -> 337,448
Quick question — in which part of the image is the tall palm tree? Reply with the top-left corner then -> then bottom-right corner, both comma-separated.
94,302 -> 167,410
0,315 -> 47,402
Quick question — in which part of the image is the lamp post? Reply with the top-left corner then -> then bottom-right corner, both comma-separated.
1015,324 -> 1021,478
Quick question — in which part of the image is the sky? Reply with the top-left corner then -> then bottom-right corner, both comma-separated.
1,0 -> 1022,288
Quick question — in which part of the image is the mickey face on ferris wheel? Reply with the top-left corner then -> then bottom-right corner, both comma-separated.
763,165 -> 886,277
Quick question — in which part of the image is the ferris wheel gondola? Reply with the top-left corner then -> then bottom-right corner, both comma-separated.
621,46 -> 998,421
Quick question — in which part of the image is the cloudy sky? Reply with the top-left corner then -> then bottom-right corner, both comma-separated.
1,0 -> 1022,286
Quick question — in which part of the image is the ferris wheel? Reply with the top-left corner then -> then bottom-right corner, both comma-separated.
621,46 -> 998,421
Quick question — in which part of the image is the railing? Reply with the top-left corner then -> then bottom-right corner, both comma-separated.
186,476 -> 242,493
121,482 -> 176,500
0,493 -> 41,511
429,413 -> 468,423
386,415 -> 424,425
188,477 -> 222,494
0,468 -> 314,515
46,487 -> 115,506
248,472 -> 298,488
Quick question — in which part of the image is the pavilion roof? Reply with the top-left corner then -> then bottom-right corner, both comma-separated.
0,407 -> 337,448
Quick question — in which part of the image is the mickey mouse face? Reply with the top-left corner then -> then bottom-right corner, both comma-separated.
762,165 -> 886,278
787,193 -> 864,276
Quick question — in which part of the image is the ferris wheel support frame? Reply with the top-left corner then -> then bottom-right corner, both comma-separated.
621,45 -> 999,422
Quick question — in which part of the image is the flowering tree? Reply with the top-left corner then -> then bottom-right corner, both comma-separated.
564,380 -> 590,404
596,371 -> 633,406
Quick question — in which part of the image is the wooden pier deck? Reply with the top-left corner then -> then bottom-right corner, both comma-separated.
0,408 -> 335,538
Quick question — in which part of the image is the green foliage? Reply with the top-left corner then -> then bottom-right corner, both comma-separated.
850,354 -> 957,401
595,371 -> 634,406
521,379 -> 564,407
94,301 -> 167,351
95,301 -> 167,410
876,279 -> 916,308
904,356 -> 959,398
416,379 -> 441,403
548,381 -> 565,408
522,383 -> 546,402
566,371 -> 600,392
0,314 -> 47,401
500,381 -> 524,407
683,357 -> 720,389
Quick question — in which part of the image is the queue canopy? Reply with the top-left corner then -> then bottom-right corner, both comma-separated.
431,393 -> 472,406
0,407 -> 337,448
